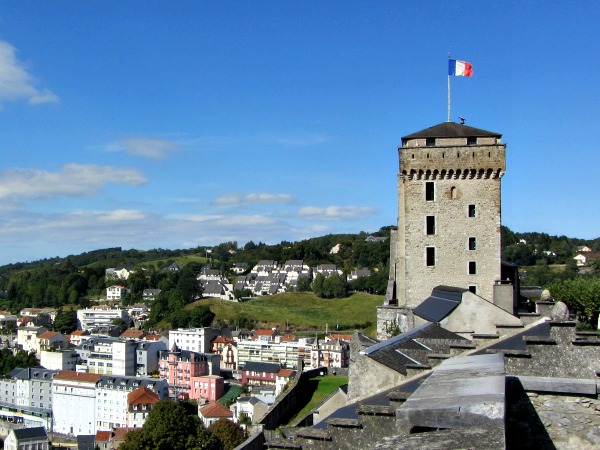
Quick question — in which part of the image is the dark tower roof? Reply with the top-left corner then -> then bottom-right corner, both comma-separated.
402,122 -> 501,144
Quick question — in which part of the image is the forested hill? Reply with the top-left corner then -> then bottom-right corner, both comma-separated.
0,226 -> 597,314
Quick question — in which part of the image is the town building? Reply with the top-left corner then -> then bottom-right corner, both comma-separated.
106,285 -> 126,301
4,427 -> 49,450
40,348 -> 80,371
126,386 -> 160,428
16,326 -> 48,353
198,401 -> 234,428
77,306 -> 129,332
52,371 -> 102,435
189,374 -> 225,403
95,375 -> 167,431
158,344 -> 220,398
241,361 -> 280,387
135,339 -> 167,375
237,335 -> 313,370
168,327 -> 222,354
76,337 -> 138,376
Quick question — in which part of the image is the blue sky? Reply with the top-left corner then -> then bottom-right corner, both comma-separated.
0,1 -> 598,265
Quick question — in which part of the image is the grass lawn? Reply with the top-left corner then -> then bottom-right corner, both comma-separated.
286,375 -> 349,425
189,291 -> 382,335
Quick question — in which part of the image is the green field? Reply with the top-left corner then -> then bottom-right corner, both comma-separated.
189,292 -> 383,335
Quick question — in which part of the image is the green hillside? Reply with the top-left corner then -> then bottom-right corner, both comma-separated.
191,292 -> 382,335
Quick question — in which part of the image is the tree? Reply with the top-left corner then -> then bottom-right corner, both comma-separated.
119,400 -> 221,450
112,318 -> 129,333
53,309 -> 78,334
208,418 -> 246,450
312,273 -> 325,297
548,277 -> 600,327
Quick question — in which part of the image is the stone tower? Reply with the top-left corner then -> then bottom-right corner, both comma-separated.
379,121 -> 506,337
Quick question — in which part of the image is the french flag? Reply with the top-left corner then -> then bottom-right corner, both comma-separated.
449,59 -> 473,77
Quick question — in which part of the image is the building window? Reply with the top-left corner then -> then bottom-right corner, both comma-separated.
426,247 -> 435,267
425,182 -> 435,201
468,237 -> 476,250
468,204 -> 476,217
468,285 -> 477,294
469,261 -> 477,275
426,216 -> 436,235
426,138 -> 436,147
467,136 -> 477,146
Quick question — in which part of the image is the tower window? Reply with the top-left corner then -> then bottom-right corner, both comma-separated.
426,247 -> 435,267
468,285 -> 477,294
425,182 -> 435,201
426,138 -> 436,147
468,237 -> 476,250
469,261 -> 477,275
426,216 -> 436,235
467,136 -> 477,146
468,204 -> 476,217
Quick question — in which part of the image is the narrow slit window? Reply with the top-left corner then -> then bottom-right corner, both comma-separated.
425,182 -> 434,201
426,247 -> 435,267
469,261 -> 477,275
468,237 -> 476,250
468,204 -> 476,217
426,216 -> 436,235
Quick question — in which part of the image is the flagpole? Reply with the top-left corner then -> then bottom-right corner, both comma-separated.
447,53 -> 451,122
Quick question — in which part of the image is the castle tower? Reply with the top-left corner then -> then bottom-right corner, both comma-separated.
384,121 -> 506,314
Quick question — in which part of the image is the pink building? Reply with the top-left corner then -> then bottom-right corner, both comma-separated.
158,344 -> 211,398
189,374 -> 225,402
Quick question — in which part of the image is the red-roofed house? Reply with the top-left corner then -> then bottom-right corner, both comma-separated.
255,329 -> 278,341
198,401 -> 233,428
95,427 -> 140,450
120,329 -> 147,340
36,331 -> 68,353
276,368 -> 296,395
67,329 -> 90,346
127,386 -> 160,428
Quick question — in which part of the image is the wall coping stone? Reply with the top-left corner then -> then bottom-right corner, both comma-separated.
516,375 -> 598,395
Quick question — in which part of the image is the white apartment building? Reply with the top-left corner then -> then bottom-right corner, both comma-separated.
237,336 -> 315,370
95,375 -> 167,431
77,307 -> 129,331
52,371 -> 102,436
79,338 -> 137,376
40,348 -> 80,371
106,285 -> 126,301
168,327 -> 221,354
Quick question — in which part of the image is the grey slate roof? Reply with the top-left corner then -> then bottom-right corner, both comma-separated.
413,285 -> 467,323
97,374 -> 164,391
12,426 -> 48,441
402,122 -> 501,142
243,361 -> 281,373
362,322 -> 469,375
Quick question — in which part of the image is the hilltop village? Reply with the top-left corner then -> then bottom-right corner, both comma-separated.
0,121 -> 599,449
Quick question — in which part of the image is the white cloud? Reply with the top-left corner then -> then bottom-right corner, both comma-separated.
0,41 -> 59,105
298,205 -> 378,221
117,137 -> 180,159
0,164 -> 147,200
212,193 -> 295,206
